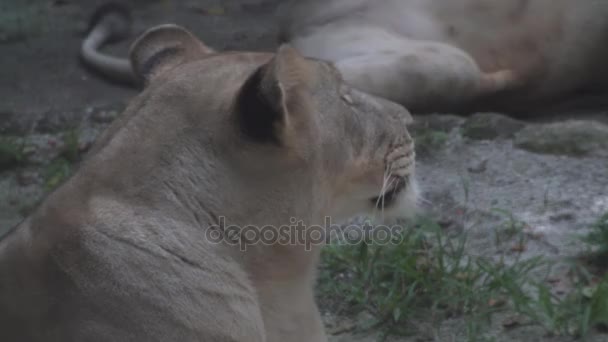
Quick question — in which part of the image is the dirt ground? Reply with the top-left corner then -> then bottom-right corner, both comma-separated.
2,0 -> 608,341
1,0 -> 280,124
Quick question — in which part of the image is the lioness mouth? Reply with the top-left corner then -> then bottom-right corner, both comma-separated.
370,176 -> 408,208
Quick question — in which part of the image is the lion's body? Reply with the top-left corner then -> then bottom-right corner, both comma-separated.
280,0 -> 608,113
1,18 -> 417,341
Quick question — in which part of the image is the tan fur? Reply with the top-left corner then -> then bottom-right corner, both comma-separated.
279,0 -> 608,113
1,23 -> 417,341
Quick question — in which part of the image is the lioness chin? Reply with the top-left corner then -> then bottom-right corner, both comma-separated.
0,20 -> 417,342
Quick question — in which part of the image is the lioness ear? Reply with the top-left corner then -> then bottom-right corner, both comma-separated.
235,44 -> 313,146
129,24 -> 213,85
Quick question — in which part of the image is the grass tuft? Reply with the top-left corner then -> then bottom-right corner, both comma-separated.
318,214 -> 608,340
42,129 -> 83,191
581,213 -> 608,262
0,135 -> 26,170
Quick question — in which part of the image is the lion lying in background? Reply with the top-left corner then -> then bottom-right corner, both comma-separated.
82,1 -> 608,115
280,0 -> 608,113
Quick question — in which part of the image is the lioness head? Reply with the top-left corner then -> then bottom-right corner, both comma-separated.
96,24 -> 417,230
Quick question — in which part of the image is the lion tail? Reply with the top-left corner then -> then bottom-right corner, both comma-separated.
80,2 -> 139,86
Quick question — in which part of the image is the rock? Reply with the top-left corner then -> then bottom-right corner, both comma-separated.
467,159 -> 488,173
16,170 -> 39,186
412,129 -> 449,157
79,141 -> 92,153
0,136 -> 23,171
549,212 -> 576,223
461,112 -> 525,140
91,109 -> 118,124
410,114 -> 464,135
514,120 -> 608,157
0,110 -> 31,135
326,319 -> 356,335
409,114 -> 462,157
355,311 -> 376,330
35,110 -> 81,133
22,145 -> 37,157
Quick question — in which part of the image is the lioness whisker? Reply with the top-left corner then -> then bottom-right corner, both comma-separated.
373,170 -> 396,221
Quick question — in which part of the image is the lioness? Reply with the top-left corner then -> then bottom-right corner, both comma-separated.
0,19 -> 417,342
279,0 -> 608,113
